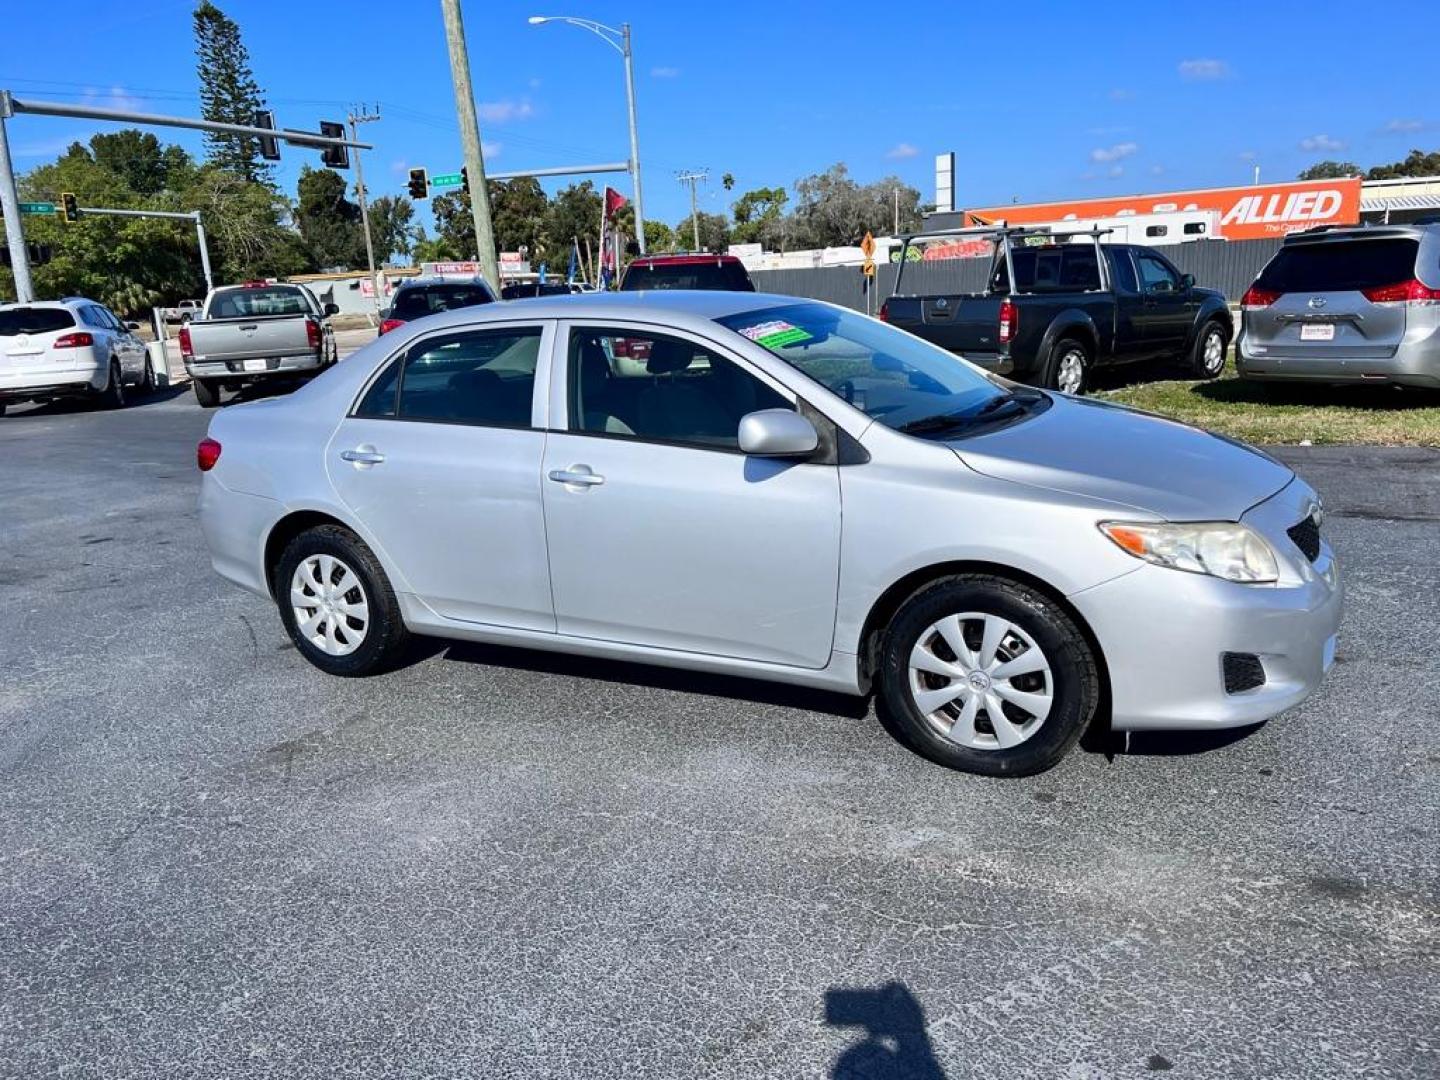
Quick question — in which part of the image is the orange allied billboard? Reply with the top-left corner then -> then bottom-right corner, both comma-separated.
964,177 -> 1363,241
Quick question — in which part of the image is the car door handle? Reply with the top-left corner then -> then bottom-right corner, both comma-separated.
340,448 -> 385,465
548,466 -> 604,487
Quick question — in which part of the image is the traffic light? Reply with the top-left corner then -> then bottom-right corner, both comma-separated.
461,166 -> 469,195
61,193 -> 79,224
319,120 -> 349,169
254,110 -> 281,161
408,167 -> 429,200
0,244 -> 51,267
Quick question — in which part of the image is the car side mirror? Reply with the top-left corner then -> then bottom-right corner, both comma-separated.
125,321 -> 141,330
324,302 -> 340,316
738,409 -> 818,457
1180,273 -> 1195,290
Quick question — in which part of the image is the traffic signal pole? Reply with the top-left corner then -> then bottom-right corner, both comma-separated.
0,92 -> 35,303
77,206 -> 214,293
440,0 -> 500,292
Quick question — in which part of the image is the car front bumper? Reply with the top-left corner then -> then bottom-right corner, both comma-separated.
1067,480 -> 1342,731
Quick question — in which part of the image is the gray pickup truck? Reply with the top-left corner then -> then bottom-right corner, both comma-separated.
181,282 -> 339,407
880,227 -> 1232,395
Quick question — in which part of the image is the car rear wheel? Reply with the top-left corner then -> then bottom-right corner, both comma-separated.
1190,321 -> 1228,379
275,525 -> 410,677
193,377 -> 221,408
101,360 -> 126,409
877,575 -> 1099,776
1043,338 -> 1090,395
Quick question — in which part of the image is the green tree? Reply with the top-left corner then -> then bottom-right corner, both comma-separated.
543,181 -> 603,266
367,195 -> 421,265
674,211 -> 731,253
295,166 -> 364,270
431,190 -> 476,258
89,130 -> 195,196
786,164 -> 920,247
643,219 -> 675,253
1296,160 -> 1361,180
730,186 -> 788,247
411,228 -> 459,264
1366,148 -> 1440,180
488,177 -> 551,260
183,166 -> 312,281
193,1 -> 272,185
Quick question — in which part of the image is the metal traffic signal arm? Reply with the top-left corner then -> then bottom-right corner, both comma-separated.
0,90 -> 371,303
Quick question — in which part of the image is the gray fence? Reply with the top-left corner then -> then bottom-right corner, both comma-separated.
750,237 -> 1285,311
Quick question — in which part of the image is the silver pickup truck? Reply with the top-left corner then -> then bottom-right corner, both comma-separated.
181,282 -> 339,407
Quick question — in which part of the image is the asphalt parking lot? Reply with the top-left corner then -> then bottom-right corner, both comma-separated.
0,388 -> 1436,1079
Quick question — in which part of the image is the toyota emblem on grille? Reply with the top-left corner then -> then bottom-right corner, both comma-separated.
1307,296 -> 1327,309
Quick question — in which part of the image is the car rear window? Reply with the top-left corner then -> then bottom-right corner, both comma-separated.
991,246 -> 1102,293
0,307 -> 76,336
391,284 -> 494,319
208,287 -> 311,319
1256,238 -> 1420,293
621,261 -> 754,291
500,283 -> 572,300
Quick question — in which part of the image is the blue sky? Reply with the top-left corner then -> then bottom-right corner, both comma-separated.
4,0 -> 1437,233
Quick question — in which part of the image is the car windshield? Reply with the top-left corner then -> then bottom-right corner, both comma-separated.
208,287 -> 310,319
1256,239 -> 1420,293
715,302 -> 1035,435
0,307 -> 76,336
623,261 -> 754,291
392,284 -> 494,318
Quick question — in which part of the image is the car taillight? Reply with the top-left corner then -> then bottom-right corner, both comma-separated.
1361,278 -> 1440,304
998,298 -> 1017,344
178,325 -> 193,358
52,332 -> 94,348
1241,285 -> 1281,308
197,438 -> 222,472
305,318 -> 322,350
379,318 -> 404,335
878,301 -> 890,323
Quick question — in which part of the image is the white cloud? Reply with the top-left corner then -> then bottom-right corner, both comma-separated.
650,66 -> 680,78
390,159 -> 409,175
1299,134 -> 1345,153
528,77 -> 542,89
14,132 -> 90,159
476,100 -> 534,124
1107,164 -> 1125,178
1150,164 -> 1165,175
1090,141 -> 1138,163
1108,88 -> 1133,101
1178,58 -> 1231,81
886,142 -> 919,159
1384,118 -> 1425,133
482,141 -> 502,159
1238,149 -> 1257,161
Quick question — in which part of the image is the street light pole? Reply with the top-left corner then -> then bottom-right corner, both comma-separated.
529,15 -> 647,254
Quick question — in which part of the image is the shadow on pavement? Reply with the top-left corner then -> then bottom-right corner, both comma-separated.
435,638 -> 872,720
825,982 -> 947,1079
2,384 -> 190,418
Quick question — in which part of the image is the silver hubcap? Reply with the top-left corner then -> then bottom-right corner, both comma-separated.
908,612 -> 1054,751
1056,351 -> 1085,394
290,554 -> 369,657
1203,330 -> 1225,373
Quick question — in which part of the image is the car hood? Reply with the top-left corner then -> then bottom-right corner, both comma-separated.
950,394 -> 1293,521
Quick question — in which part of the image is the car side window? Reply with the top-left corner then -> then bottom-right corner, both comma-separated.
79,306 -> 106,329
1107,250 -> 1138,293
1136,253 -> 1180,294
380,327 -> 542,427
567,326 -> 791,450
99,307 -> 124,331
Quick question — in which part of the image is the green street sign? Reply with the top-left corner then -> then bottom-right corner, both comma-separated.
19,202 -> 56,215
430,173 -> 463,188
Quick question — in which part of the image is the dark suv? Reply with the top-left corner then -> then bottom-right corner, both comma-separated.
619,253 -> 755,292
1237,224 -> 1440,388
380,277 -> 496,335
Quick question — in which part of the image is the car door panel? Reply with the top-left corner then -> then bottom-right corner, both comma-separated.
1134,253 -> 1192,354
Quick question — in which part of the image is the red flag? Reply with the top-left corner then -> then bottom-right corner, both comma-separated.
604,186 -> 628,218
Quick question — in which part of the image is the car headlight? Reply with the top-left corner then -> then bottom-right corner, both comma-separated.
1099,521 -> 1278,583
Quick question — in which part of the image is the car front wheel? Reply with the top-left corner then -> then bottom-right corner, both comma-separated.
1190,321 -> 1228,379
878,575 -> 1099,777
275,525 -> 410,677
100,360 -> 126,409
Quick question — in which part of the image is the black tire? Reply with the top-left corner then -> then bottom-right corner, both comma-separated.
274,524 -> 410,677
193,377 -> 221,408
0,403 -> 7,417
1042,337 -> 1090,395
100,360 -> 126,409
1189,320 -> 1229,380
877,575 -> 1100,777
137,354 -> 156,394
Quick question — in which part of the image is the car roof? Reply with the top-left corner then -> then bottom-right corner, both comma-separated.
0,298 -> 88,310
628,253 -> 744,267
1283,223 -> 1436,246
395,276 -> 492,290
386,289 -> 809,331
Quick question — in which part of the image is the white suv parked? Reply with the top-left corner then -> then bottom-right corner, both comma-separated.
0,298 -> 152,415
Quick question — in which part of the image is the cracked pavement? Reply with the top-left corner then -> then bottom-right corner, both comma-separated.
0,395 -> 1436,1078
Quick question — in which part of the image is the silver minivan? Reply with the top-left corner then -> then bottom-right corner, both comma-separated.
199,293 -> 1341,777
1237,224 -> 1440,388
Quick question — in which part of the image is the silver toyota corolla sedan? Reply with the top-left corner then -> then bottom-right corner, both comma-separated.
198,292 -> 1342,776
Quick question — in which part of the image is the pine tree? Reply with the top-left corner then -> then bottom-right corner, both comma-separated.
193,1 -> 272,185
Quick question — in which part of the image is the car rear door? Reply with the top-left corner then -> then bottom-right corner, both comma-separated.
326,321 -> 557,631
1243,237 -> 1419,359
540,320 -> 842,668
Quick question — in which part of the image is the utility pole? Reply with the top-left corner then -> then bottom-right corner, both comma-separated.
619,23 -> 646,255
440,0 -> 500,292
348,104 -> 381,305
0,91 -> 35,303
677,169 -> 706,251
894,187 -> 900,235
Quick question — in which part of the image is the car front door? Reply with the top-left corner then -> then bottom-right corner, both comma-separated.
326,321 -> 557,631
1104,248 -> 1154,362
1134,251 -> 1194,355
540,322 -> 842,669
100,307 -> 145,378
